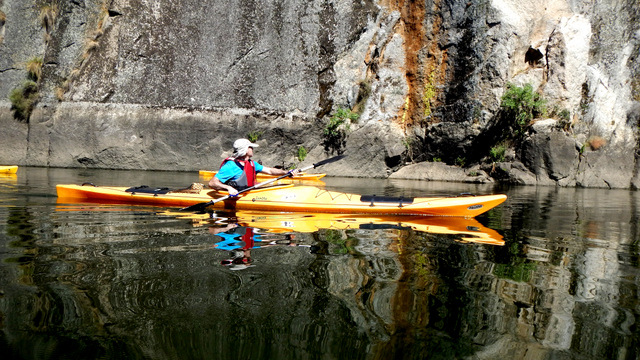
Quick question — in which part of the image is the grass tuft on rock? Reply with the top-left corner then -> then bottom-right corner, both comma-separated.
26,57 -> 43,81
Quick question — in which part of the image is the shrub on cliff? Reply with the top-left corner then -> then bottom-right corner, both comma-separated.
9,81 -> 39,122
323,108 -> 358,154
501,83 -> 547,138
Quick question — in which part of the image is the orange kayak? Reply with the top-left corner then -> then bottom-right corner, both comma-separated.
56,183 -> 507,217
0,166 -> 18,173
199,170 -> 325,181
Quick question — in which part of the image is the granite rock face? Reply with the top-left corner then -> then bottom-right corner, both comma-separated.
0,0 -> 639,187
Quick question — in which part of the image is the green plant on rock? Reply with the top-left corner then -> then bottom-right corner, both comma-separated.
501,83 -> 547,137
489,143 -> 507,162
455,156 -> 466,167
325,108 -> 358,136
558,108 -> 572,131
402,136 -> 417,162
323,108 -> 358,154
402,136 -> 414,150
296,145 -> 307,162
9,81 -> 39,122
558,109 -> 571,122
246,131 -> 263,143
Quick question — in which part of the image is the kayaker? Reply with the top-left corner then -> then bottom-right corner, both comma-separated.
208,138 -> 299,195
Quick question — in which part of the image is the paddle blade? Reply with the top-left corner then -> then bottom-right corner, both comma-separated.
313,155 -> 347,168
179,200 -> 214,212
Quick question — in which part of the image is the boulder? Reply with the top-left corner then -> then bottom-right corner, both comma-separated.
491,161 -> 538,186
521,130 -> 580,186
577,144 -> 636,189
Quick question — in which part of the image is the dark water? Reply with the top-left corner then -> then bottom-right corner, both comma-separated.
0,167 -> 639,359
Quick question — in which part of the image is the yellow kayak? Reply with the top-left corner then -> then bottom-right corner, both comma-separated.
199,170 -> 325,181
56,183 -> 507,217
164,210 -> 505,245
0,165 -> 18,173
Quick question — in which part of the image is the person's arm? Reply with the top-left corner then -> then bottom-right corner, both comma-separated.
209,176 -> 239,195
260,167 -> 299,176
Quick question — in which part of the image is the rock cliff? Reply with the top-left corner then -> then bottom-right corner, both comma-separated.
0,0 -> 638,187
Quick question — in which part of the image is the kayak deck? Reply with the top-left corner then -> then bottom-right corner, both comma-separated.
56,183 -> 507,217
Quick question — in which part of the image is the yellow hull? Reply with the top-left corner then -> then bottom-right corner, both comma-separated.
57,183 -> 507,217
0,165 -> 18,174
199,170 -> 325,181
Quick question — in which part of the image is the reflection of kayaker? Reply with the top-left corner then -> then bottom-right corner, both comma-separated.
211,225 -> 260,251
210,224 -> 299,270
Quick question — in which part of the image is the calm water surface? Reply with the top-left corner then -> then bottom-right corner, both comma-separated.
0,167 -> 639,359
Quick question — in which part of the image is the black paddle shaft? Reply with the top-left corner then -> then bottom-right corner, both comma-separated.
179,155 -> 346,212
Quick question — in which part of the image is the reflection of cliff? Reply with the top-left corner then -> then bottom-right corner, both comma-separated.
468,186 -> 640,359
318,227 -> 506,358
316,184 -> 640,359
318,228 -> 403,341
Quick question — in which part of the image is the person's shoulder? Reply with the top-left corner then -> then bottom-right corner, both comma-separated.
220,159 -> 240,169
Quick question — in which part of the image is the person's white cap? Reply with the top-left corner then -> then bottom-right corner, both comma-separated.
233,138 -> 259,157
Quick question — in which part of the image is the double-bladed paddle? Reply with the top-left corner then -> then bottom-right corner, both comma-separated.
180,155 -> 346,212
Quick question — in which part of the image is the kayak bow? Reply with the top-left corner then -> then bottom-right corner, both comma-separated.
0,166 -> 18,174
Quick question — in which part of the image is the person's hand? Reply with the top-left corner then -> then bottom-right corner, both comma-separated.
287,169 -> 300,177
227,187 -> 239,196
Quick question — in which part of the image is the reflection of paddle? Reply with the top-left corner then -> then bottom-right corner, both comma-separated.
180,155 -> 346,212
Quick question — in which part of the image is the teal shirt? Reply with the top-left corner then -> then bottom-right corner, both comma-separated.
215,160 -> 264,183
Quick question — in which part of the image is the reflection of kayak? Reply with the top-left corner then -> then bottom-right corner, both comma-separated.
164,211 -> 504,245
0,172 -> 17,184
57,183 -> 507,217
199,170 -> 325,181
0,172 -> 17,180
0,166 -> 18,173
